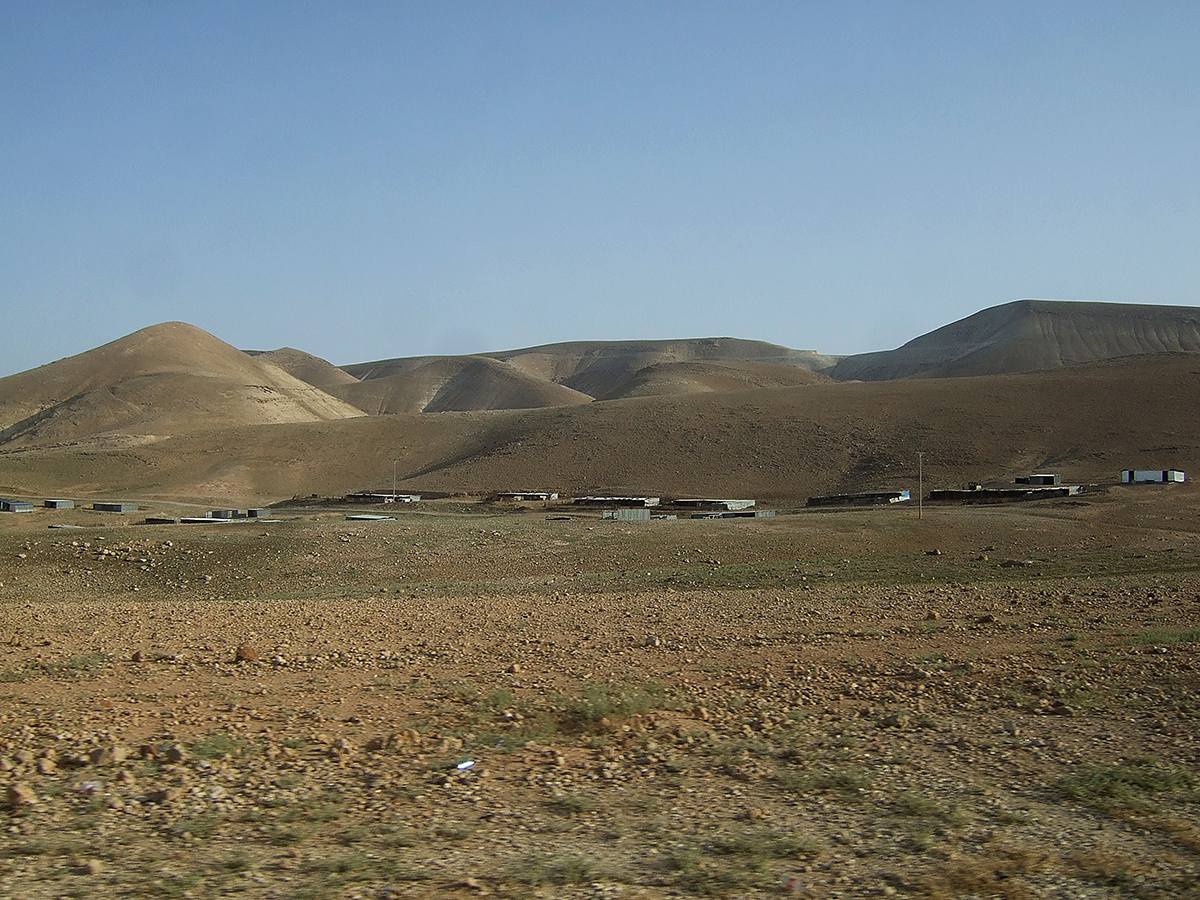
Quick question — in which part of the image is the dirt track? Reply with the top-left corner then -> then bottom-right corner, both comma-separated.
2,494 -> 1199,899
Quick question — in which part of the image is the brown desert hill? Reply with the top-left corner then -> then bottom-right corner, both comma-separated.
0,322 -> 363,448
249,347 -> 361,395
828,298 -> 1200,381
342,337 -> 837,406
4,351 -> 1198,505
330,356 -> 594,414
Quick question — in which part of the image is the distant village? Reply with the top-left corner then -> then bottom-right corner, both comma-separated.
0,468 -> 1186,526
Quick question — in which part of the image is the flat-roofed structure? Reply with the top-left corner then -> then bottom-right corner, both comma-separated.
574,496 -> 661,507
1016,474 -> 1061,485
498,491 -> 559,501
346,492 -> 421,503
674,499 -> 755,511
0,499 -> 33,512
929,485 -> 1082,503
1122,469 -> 1186,483
44,499 -> 75,509
93,502 -> 138,512
601,508 -> 652,521
807,490 -> 910,507
690,509 -> 777,519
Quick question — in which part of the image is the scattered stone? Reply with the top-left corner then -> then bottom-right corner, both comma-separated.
235,645 -> 259,662
7,783 -> 37,809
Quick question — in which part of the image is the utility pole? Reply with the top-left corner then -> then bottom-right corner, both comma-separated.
918,451 -> 924,520
392,460 -> 397,501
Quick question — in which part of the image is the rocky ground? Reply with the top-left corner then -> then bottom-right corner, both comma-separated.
1,495 -> 1198,899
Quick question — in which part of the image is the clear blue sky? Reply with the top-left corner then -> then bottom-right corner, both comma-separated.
3,1 -> 1198,376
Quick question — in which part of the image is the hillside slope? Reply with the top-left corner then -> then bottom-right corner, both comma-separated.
331,357 -> 594,414
829,299 -> 1200,381
252,347 -> 361,395
0,323 -> 363,447
343,338 -> 836,407
4,353 -> 1198,504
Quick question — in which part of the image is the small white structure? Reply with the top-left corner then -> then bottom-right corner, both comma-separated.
675,499 -> 756,511
1122,469 -> 1186,484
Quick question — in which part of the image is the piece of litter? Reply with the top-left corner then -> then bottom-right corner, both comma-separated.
456,760 -> 475,770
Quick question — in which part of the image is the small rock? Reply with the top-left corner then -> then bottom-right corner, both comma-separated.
145,787 -> 181,804
71,857 -> 103,875
235,645 -> 258,662
161,744 -> 187,763
7,783 -> 37,809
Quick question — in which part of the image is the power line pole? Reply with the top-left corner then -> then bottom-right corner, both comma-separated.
392,460 -> 397,501
918,451 -> 924,520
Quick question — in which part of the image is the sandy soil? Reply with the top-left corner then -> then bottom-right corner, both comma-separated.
1,493 -> 1198,899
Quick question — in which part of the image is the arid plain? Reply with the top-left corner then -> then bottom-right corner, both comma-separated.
2,301 -> 1199,899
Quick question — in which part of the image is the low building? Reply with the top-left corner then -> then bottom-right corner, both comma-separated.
674,499 -> 756,511
691,509 -> 777,519
1122,469 -> 1186,484
928,485 -> 1082,503
498,491 -> 559,502
0,499 -> 33,513
93,502 -> 138,512
807,490 -> 910,507
1017,474 -> 1061,485
574,496 -> 661,507
601,508 -> 652,521
43,499 -> 75,509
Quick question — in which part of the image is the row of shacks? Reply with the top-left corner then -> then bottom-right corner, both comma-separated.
0,499 -> 276,525
0,499 -> 136,513
807,468 -> 1187,508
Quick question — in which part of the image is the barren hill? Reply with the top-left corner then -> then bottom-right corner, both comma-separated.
0,323 -> 362,448
828,299 -> 1200,380
4,352 -> 1198,504
328,356 -> 594,414
341,338 -> 836,408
